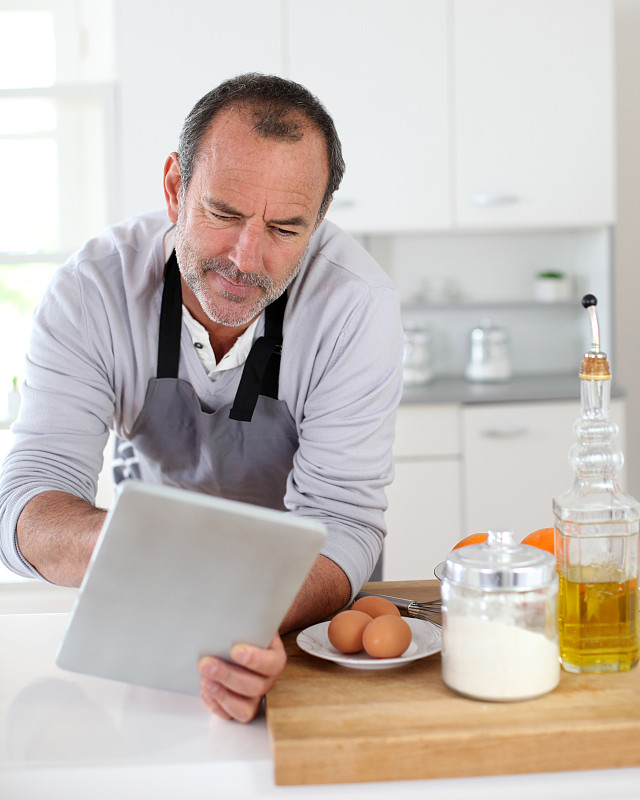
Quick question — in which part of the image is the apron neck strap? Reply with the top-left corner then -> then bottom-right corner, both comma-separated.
157,250 -> 182,379
229,290 -> 288,422
264,287 -> 286,341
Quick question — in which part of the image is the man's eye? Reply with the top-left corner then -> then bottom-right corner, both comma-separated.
213,213 -> 235,222
274,227 -> 297,238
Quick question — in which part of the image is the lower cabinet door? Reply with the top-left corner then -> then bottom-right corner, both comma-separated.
462,399 -> 627,539
383,459 -> 461,581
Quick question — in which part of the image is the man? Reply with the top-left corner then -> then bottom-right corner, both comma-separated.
0,74 -> 403,722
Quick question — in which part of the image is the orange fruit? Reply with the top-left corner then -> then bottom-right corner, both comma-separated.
452,532 -> 488,550
521,527 -> 555,555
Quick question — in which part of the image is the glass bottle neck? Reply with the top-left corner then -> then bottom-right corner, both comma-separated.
570,374 -> 622,488
580,375 -> 611,419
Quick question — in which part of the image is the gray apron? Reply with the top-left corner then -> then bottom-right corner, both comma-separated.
113,251 -> 298,510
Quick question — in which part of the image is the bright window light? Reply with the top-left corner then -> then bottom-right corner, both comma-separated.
0,11 -> 56,89
0,138 -> 59,254
0,97 -> 57,135
0,4 -> 114,400
0,262 -> 58,383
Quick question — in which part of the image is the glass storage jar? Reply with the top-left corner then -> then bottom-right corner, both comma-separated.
441,530 -> 560,701
402,323 -> 433,386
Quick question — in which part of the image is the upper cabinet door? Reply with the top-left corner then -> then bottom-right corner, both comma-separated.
453,0 -> 615,229
115,0 -> 283,218
286,0 -> 451,234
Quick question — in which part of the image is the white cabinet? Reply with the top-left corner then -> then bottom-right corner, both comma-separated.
385,397 -> 628,580
453,0 -> 615,228
288,0 -> 614,233
287,0 -> 451,233
115,0 -> 283,218
384,405 -> 462,580
461,399 -> 626,537
115,0 -> 616,231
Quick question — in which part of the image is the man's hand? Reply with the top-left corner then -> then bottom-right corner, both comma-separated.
198,554 -> 352,722
198,634 -> 287,723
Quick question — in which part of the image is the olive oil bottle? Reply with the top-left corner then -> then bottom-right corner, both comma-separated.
553,296 -> 639,673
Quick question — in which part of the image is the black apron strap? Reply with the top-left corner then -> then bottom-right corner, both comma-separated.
229,290 -> 287,422
157,250 -> 183,379
157,249 -> 287,421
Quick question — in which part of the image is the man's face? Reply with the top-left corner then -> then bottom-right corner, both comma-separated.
167,107 -> 329,329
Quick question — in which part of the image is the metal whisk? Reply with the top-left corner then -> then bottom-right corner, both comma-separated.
355,591 -> 442,626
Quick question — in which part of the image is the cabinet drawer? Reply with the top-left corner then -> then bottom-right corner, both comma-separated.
462,399 -> 626,537
394,404 -> 460,458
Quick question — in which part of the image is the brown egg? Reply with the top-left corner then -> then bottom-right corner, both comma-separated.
327,610 -> 372,654
362,615 -> 412,659
351,596 -> 401,618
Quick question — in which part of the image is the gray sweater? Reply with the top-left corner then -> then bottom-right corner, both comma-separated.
0,211 -> 403,594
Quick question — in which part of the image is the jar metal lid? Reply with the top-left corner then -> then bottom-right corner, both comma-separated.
470,319 -> 509,343
444,530 -> 557,590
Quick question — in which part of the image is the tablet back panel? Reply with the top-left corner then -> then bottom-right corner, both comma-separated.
56,481 -> 326,695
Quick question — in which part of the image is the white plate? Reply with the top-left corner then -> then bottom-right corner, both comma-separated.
296,617 -> 441,670
434,561 -> 446,581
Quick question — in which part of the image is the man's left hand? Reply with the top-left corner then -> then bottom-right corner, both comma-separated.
198,634 -> 287,723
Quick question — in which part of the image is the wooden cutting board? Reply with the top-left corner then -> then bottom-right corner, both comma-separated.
266,580 -> 640,786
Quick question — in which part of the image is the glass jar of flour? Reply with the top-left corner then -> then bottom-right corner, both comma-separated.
441,530 -> 560,701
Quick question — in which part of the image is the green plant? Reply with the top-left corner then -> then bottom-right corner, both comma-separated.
536,271 -> 566,280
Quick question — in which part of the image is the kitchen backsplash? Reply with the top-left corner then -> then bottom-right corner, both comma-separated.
363,227 -> 613,378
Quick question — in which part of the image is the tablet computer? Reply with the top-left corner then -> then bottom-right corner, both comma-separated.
56,481 -> 326,696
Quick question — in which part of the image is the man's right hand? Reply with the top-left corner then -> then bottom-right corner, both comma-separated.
198,633 -> 287,723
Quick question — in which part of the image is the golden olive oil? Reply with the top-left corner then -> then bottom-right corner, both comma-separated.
558,573 -> 639,672
553,298 -> 640,674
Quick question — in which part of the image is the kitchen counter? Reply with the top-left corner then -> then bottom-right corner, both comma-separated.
1,581 -> 639,800
400,372 -> 625,405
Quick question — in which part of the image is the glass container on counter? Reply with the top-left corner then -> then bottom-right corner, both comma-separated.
464,319 -> 512,383
402,322 -> 433,386
553,295 -> 639,673
441,530 -> 560,701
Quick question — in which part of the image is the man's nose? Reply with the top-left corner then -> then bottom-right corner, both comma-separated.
228,223 -> 263,273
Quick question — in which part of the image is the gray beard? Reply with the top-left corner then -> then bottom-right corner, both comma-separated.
175,231 -> 307,327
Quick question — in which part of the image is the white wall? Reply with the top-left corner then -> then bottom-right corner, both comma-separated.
614,0 -> 640,497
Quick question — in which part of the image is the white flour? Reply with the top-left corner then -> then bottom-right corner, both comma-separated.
442,615 -> 560,701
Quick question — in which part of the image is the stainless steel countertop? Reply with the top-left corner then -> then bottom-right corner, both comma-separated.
400,372 -> 626,406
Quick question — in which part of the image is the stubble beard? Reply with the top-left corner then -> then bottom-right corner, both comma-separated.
175,225 -> 307,328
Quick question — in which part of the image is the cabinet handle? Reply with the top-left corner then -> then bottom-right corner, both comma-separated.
470,193 -> 520,207
480,427 -> 530,439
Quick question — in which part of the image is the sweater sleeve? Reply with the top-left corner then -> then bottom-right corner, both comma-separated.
0,264 -> 115,578
283,281 -> 404,600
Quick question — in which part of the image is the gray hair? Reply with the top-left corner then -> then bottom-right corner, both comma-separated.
177,73 -> 345,221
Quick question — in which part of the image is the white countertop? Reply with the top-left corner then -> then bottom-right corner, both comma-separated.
1,592 -> 639,800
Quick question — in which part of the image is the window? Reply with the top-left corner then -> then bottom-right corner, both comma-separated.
0,1 -> 115,582
0,1 -> 116,409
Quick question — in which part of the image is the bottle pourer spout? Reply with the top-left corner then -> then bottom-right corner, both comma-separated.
580,294 -> 609,379
582,294 -> 600,353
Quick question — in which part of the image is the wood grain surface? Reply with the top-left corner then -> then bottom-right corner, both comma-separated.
266,580 -> 640,786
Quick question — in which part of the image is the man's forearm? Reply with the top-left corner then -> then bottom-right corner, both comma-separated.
16,490 -> 106,587
279,554 -> 350,634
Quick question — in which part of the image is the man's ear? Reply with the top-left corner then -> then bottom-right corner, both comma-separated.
163,152 -> 182,223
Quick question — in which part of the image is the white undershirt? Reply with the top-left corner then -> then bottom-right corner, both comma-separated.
164,228 -> 260,382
